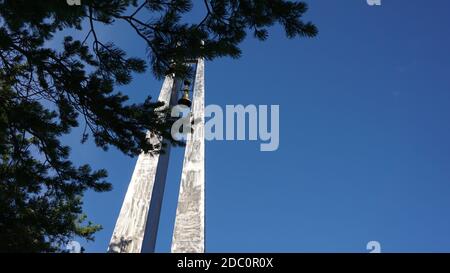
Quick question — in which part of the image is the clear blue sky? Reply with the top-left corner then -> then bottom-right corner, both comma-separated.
59,0 -> 450,252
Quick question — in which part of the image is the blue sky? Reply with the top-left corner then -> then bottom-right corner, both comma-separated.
59,0 -> 450,252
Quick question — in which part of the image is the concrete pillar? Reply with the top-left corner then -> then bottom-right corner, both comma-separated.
108,75 -> 179,253
171,59 -> 205,253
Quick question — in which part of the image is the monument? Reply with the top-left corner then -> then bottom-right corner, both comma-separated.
108,58 -> 205,253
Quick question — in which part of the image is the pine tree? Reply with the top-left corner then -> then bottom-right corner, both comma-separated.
0,0 -> 317,252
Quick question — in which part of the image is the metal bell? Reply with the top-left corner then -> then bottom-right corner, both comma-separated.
178,79 -> 192,107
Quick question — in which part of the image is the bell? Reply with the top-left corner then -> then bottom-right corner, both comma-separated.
178,80 -> 192,107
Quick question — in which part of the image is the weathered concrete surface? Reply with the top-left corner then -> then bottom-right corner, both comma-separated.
171,59 -> 205,253
108,75 -> 178,253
